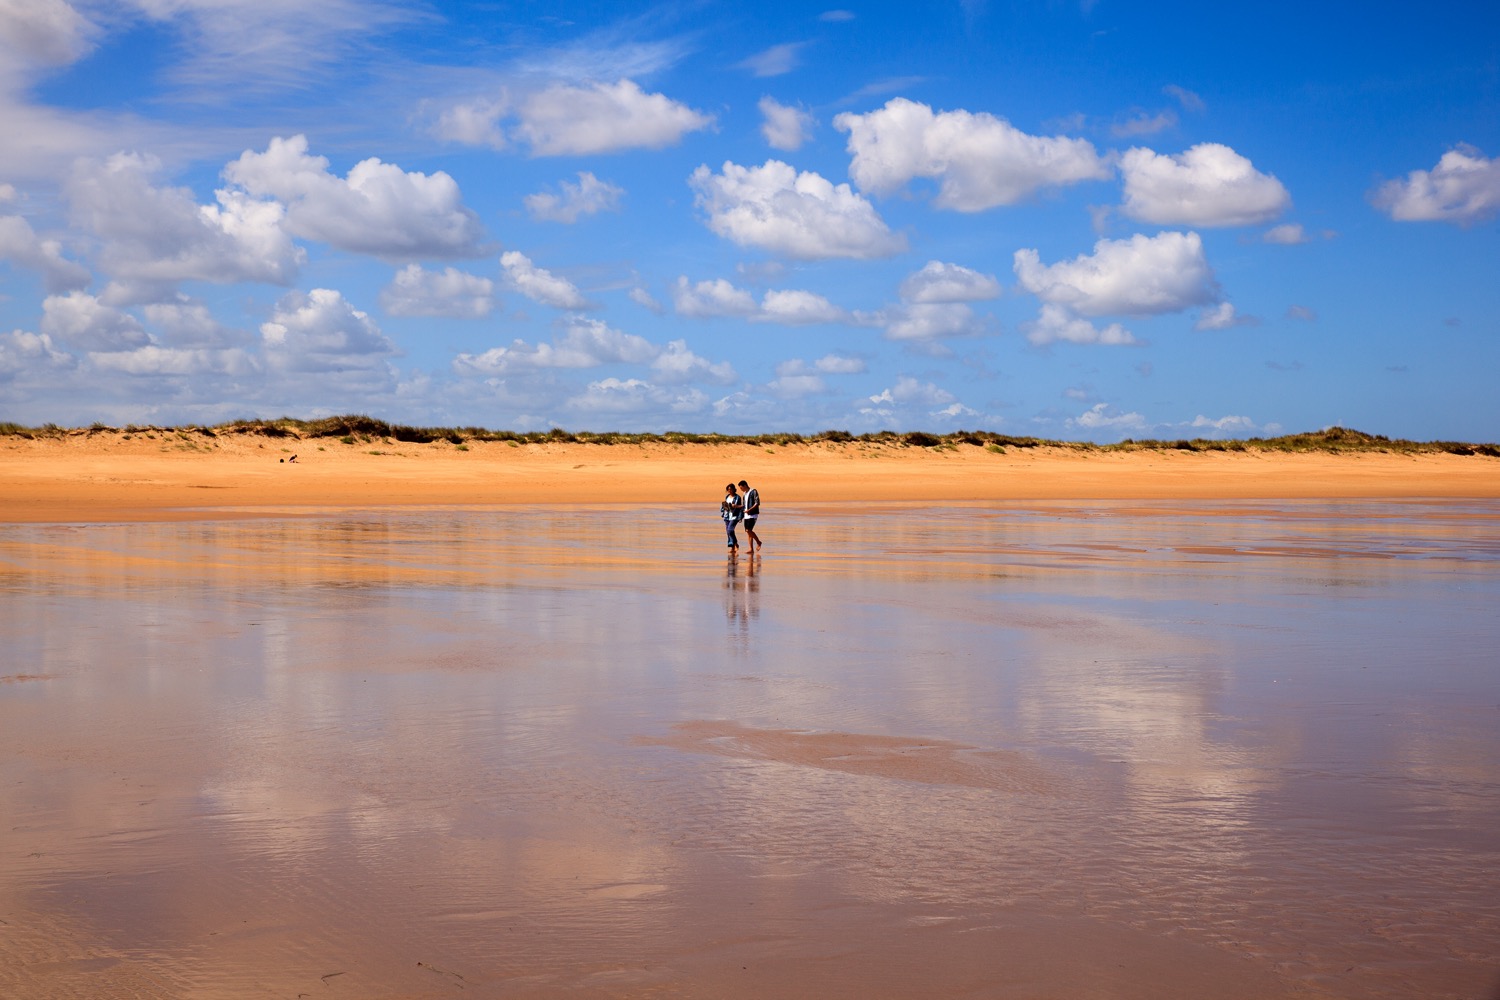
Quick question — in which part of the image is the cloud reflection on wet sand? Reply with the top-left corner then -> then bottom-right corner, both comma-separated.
1,501 -> 1498,998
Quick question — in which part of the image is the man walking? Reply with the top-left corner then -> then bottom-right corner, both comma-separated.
738,480 -> 762,554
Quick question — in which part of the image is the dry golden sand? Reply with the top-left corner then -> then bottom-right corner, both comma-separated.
2,430 -> 1497,522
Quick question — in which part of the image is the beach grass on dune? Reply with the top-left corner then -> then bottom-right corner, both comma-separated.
0,417 -> 1496,457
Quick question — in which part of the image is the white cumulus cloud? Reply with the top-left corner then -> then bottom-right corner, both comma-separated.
500,251 -> 590,310
1193,302 -> 1256,331
689,159 -> 906,260
651,339 -> 737,384
380,264 -> 495,318
515,80 -> 712,156
524,171 -> 624,223
430,95 -> 510,150
756,289 -> 847,325
40,291 -> 150,351
1073,403 -> 1147,432
833,97 -> 1110,211
672,276 -> 758,318
259,288 -> 396,372
0,329 -> 73,379
759,96 -> 815,151
224,135 -> 486,259
454,316 -> 658,375
1022,303 -> 1135,346
0,0 -> 97,69
87,344 -> 256,377
1119,143 -> 1291,227
898,260 -> 1001,303
1372,145 -> 1500,225
68,152 -> 302,288
1013,231 -> 1218,317
142,298 -> 243,346
0,213 -> 91,292
881,302 -> 986,342
566,378 -> 709,418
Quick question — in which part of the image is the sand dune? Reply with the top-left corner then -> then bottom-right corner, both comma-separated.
2,430 -> 1497,521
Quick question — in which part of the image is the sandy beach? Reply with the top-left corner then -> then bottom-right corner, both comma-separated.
2,430 -> 1497,521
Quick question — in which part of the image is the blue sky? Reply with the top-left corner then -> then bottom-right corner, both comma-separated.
1,0 -> 1496,439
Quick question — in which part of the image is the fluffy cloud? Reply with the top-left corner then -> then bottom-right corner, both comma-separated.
759,96 -> 815,151
767,354 -> 865,398
1372,145 -> 1500,224
0,214 -> 91,291
1119,143 -> 1290,227
0,0 -> 97,69
430,95 -> 510,150
524,172 -> 624,223
1072,403 -> 1147,432
259,288 -> 396,372
1189,414 -> 1256,435
515,80 -> 712,156
454,316 -> 658,376
566,378 -> 709,418
689,159 -> 906,260
224,135 -> 486,259
1013,231 -> 1218,317
672,276 -> 758,318
87,344 -> 256,377
881,302 -> 985,342
142,299 -> 243,346
1022,303 -> 1135,346
0,329 -> 73,379
672,277 -> 848,325
833,98 -> 1110,211
500,251 -> 589,310
380,264 -> 495,318
40,291 -> 150,351
1193,302 -> 1257,331
868,376 -> 955,406
755,289 -> 847,325
67,153 -> 302,288
866,260 -> 1002,343
898,260 -> 1001,303
650,340 -> 737,384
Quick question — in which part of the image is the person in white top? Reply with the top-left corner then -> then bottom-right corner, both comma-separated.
720,482 -> 743,553
738,479 -> 761,554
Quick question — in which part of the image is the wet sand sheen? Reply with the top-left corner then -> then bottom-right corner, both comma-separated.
2,502 -> 1499,998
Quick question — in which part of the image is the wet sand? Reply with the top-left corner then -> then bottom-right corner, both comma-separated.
1,430 -> 1497,522
3,500 -> 1499,998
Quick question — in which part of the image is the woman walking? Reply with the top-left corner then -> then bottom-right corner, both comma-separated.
720,482 -> 743,553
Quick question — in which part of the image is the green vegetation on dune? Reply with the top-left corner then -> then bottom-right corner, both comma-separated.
0,418 -> 1495,457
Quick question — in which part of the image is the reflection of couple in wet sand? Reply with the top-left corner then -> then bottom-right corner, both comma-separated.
719,479 -> 762,556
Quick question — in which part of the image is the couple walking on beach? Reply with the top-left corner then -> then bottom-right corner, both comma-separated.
720,480 -> 762,555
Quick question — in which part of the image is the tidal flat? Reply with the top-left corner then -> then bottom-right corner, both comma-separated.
3,501 -> 1498,998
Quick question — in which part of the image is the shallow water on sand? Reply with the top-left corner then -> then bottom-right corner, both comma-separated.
2,501 -> 1499,999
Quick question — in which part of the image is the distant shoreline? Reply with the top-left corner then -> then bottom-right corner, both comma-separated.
2,424 -> 1497,523
4,416 -> 1498,457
